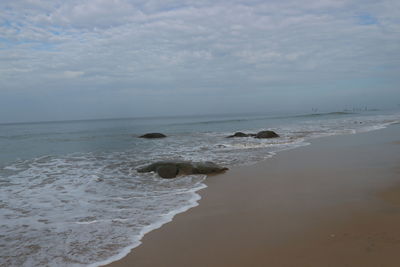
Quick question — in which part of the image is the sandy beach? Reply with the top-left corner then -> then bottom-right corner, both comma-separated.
108,124 -> 400,267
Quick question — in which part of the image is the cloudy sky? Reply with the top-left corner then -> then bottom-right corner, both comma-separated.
0,0 -> 399,123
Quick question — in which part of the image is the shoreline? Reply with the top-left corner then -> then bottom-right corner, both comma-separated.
108,124 -> 400,267
89,183 -> 207,267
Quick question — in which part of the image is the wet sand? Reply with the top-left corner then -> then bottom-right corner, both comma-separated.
109,124 -> 400,267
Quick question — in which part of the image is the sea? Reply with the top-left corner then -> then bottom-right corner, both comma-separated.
1,110 -> 399,266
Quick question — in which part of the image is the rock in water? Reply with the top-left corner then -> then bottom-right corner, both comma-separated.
255,130 -> 279,139
137,161 -> 228,179
192,162 -> 229,174
156,165 -> 179,178
227,132 -> 251,138
139,133 -> 167,139
137,161 -> 193,176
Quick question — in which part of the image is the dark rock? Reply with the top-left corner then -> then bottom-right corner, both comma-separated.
137,161 -> 192,174
156,165 -> 179,179
255,130 -> 279,139
227,132 -> 251,138
175,161 -> 195,175
192,162 -> 229,174
137,161 -> 228,179
139,133 -> 167,139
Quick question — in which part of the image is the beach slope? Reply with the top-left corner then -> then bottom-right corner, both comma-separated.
109,124 -> 400,267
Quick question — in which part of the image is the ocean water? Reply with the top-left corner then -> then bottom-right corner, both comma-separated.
1,110 -> 399,266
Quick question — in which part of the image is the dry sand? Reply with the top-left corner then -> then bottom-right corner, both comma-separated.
109,124 -> 400,267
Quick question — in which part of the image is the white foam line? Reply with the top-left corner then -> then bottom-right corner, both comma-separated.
75,220 -> 100,225
109,188 -> 204,200
87,182 -> 207,267
356,121 -> 398,133
75,218 -> 136,225
3,166 -> 21,171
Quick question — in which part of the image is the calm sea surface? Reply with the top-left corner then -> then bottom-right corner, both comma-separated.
1,110 -> 399,266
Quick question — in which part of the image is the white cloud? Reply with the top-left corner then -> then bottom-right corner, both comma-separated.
62,70 -> 85,78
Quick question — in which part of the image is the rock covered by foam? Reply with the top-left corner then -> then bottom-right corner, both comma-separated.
137,161 -> 229,178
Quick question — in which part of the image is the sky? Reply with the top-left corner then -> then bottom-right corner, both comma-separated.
0,0 -> 399,123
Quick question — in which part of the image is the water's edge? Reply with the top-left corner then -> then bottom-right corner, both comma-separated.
90,183 -> 207,267
98,122 -> 396,267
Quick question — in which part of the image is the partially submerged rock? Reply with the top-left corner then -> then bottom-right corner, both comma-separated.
227,132 -> 252,138
156,165 -> 179,179
255,130 -> 279,139
192,161 -> 229,174
227,130 -> 279,139
139,133 -> 167,139
137,161 -> 228,179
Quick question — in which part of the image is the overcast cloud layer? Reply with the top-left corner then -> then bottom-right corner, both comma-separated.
0,0 -> 399,122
